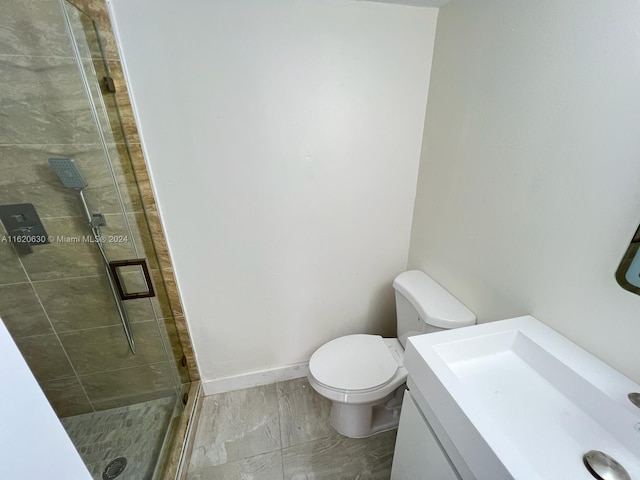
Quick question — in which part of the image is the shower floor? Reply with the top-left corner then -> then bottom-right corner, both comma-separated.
61,396 -> 177,480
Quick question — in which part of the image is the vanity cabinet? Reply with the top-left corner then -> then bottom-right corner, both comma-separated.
390,389 -> 460,480
390,316 -> 640,479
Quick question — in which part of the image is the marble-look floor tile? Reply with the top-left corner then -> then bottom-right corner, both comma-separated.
282,430 -> 397,480
62,396 -> 176,480
189,384 -> 281,471
188,451 -> 284,480
277,377 -> 334,448
185,380 -> 399,480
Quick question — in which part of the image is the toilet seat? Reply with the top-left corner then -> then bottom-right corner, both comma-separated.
309,334 -> 399,392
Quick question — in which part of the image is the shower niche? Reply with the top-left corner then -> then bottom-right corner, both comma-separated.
0,1 -> 197,479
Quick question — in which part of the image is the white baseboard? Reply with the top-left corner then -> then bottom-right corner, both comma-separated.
202,362 -> 309,396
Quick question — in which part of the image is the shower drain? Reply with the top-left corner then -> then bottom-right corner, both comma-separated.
102,457 -> 127,480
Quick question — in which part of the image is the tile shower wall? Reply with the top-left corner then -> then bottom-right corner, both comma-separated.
0,0 -> 186,417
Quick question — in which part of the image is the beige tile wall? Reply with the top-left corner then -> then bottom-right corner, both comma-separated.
0,0 -> 193,417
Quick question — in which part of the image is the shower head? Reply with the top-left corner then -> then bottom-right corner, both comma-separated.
48,157 -> 88,190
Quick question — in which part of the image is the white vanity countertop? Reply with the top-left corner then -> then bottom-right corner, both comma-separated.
405,315 -> 640,480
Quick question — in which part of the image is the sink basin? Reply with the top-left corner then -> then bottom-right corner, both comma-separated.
405,315 -> 640,479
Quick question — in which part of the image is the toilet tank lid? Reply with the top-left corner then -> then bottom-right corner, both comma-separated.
393,270 -> 476,328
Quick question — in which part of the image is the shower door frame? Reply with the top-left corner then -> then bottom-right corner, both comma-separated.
60,0 -> 198,381
59,0 -> 202,478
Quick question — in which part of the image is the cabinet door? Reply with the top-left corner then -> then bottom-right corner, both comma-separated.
391,390 -> 460,480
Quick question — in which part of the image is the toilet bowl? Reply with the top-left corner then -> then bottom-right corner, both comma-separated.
308,270 -> 475,438
308,335 -> 407,438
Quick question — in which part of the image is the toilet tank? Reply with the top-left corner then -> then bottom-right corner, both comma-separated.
393,270 -> 476,348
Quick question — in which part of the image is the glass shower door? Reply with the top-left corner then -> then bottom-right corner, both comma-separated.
0,1 -> 192,478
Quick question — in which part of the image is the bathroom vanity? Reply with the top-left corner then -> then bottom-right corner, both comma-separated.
390,316 -> 640,480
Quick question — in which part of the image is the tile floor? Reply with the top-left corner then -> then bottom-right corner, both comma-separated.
61,396 -> 176,480
186,377 -> 397,480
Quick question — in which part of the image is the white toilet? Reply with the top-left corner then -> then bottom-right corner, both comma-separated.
307,270 -> 476,438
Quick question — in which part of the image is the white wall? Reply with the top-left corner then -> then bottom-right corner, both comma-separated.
409,0 -> 640,382
0,320 -> 91,479
109,0 -> 438,383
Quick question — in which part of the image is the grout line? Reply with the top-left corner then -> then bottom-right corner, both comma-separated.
35,214 -> 84,220
0,142 -> 103,146
29,273 -> 107,284
0,279 -> 31,287
0,142 -> 133,146
0,53 -> 83,60
75,360 -> 173,378
23,263 -> 96,412
9,224 -> 96,412
54,318 -> 156,334
275,381 -> 286,479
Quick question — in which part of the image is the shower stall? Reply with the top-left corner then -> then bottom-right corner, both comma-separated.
0,1 -> 198,478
